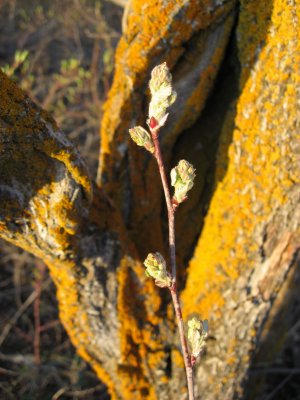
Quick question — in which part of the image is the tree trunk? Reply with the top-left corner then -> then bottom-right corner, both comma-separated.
0,0 -> 299,399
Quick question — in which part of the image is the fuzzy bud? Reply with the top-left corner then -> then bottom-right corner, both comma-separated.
187,317 -> 208,359
171,160 -> 196,204
129,126 -> 155,153
144,252 -> 172,288
148,62 -> 177,128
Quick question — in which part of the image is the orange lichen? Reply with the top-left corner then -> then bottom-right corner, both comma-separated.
99,0 -> 236,173
0,70 -> 92,199
98,1 -> 237,258
182,0 -> 300,331
172,347 -> 185,368
96,1 -> 238,395
2,0 -> 298,397
0,71 -> 116,394
47,257 -> 118,399
116,255 -> 169,399
0,71 -> 92,256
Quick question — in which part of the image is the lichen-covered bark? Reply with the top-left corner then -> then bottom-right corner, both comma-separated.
1,0 -> 299,399
0,71 -> 185,399
0,69 -> 172,399
98,0 -> 237,257
181,1 -> 300,398
0,69 -> 119,395
99,0 -> 299,397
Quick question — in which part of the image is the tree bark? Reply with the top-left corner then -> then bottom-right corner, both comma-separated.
0,0 -> 299,399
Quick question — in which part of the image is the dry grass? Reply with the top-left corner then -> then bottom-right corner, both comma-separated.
0,1 -> 122,398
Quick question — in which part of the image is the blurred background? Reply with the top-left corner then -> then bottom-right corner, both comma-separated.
0,1 -> 122,398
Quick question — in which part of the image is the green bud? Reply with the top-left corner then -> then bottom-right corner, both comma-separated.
148,62 -> 177,128
144,252 -> 172,287
129,126 -> 155,153
170,160 -> 196,204
187,317 -> 208,358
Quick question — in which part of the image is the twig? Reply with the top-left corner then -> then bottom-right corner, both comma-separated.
150,124 -> 194,400
0,291 -> 37,347
0,367 -> 19,376
250,367 -> 300,375
58,384 -> 107,398
263,373 -> 293,400
13,325 -> 32,343
33,261 -> 46,365
151,127 -> 176,278
0,278 -> 51,347
90,39 -> 102,108
130,63 -> 203,398
39,319 -> 60,333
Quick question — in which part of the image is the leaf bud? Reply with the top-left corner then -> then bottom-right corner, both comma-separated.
187,317 -> 208,359
143,252 -> 172,288
148,62 -> 177,128
129,126 -> 155,153
171,160 -> 196,204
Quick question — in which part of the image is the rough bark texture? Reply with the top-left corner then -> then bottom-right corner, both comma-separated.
97,0 -> 237,258
0,0 -> 299,399
181,1 -> 300,398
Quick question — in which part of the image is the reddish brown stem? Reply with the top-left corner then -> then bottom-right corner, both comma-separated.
150,124 -> 194,400
151,127 -> 176,279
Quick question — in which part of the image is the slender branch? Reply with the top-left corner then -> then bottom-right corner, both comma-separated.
170,287 -> 194,400
151,127 -> 176,279
150,126 -> 194,400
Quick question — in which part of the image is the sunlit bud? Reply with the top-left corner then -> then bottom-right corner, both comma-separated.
187,317 -> 208,359
171,160 -> 196,204
148,62 -> 177,128
129,126 -> 155,153
143,252 -> 172,288
149,62 -> 172,94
